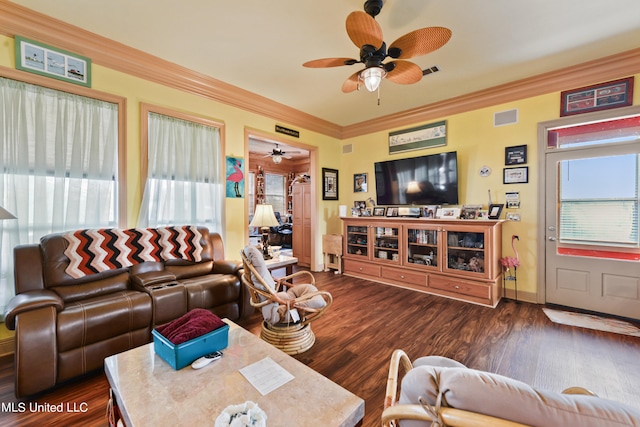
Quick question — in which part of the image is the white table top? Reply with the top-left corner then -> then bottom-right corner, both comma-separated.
264,254 -> 298,270
104,320 -> 364,426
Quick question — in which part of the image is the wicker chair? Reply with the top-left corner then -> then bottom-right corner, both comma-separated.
382,349 -> 640,427
240,247 -> 332,354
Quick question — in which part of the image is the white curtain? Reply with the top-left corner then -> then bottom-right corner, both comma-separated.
137,112 -> 223,234
0,77 -> 118,317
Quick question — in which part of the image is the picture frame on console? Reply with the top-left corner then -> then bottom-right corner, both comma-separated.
373,207 -> 386,216
386,207 -> 398,217
488,204 -> 504,219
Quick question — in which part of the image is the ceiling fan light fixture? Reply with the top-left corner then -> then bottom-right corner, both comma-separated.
272,154 -> 283,164
360,66 -> 386,92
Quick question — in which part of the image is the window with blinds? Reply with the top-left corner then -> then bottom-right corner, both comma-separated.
264,173 -> 286,215
558,153 -> 639,248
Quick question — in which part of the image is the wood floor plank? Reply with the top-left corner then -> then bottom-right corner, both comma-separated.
1,268 -> 639,426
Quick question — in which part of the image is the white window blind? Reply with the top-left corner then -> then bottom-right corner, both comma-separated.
264,173 -> 286,216
559,154 -> 639,247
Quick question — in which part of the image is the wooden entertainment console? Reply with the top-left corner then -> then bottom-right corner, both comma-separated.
342,217 -> 503,307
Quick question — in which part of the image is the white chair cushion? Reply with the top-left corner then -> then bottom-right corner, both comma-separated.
243,246 -> 276,291
399,362 -> 640,427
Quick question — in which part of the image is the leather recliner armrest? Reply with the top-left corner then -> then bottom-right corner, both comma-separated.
4,290 -> 64,330
131,271 -> 177,289
212,260 -> 242,275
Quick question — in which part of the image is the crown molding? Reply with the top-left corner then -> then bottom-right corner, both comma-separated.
0,0 -> 342,139
342,47 -> 640,138
1,0 -> 638,141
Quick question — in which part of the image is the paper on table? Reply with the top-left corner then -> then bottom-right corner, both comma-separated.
239,356 -> 295,395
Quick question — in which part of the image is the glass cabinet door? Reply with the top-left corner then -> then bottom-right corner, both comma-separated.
445,230 -> 486,275
346,225 -> 369,258
373,225 -> 400,263
406,227 -> 439,269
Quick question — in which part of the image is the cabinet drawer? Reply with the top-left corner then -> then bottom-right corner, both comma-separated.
344,259 -> 381,277
429,276 -> 490,299
381,266 -> 427,287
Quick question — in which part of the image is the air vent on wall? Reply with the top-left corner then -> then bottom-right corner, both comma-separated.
343,144 -> 353,154
494,109 -> 518,127
422,65 -> 440,76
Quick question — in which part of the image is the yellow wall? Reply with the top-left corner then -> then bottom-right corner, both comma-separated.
2,31 -> 639,297
0,34 -> 342,263
339,83 -> 639,297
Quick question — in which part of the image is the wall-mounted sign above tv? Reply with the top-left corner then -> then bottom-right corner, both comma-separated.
374,151 -> 459,206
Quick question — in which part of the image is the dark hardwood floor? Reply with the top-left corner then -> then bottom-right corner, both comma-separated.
1,268 -> 639,426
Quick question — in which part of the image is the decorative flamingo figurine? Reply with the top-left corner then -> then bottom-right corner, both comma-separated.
500,235 -> 520,273
227,159 -> 244,197
500,235 -> 520,301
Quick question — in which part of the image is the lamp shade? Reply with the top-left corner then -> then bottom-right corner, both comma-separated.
0,206 -> 16,220
272,154 -> 282,164
249,204 -> 280,228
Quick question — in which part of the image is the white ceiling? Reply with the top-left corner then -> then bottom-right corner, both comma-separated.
10,0 -> 640,128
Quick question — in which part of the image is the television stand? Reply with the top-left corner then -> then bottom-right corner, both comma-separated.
341,217 -> 503,307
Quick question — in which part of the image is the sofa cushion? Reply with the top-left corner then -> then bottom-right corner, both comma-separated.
399,364 -> 640,427
57,290 -> 152,352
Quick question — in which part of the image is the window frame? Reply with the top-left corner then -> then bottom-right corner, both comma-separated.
0,66 -> 127,226
139,102 -> 226,227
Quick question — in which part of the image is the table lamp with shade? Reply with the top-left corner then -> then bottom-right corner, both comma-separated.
249,204 -> 280,259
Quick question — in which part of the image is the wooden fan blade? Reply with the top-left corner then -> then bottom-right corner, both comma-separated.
342,70 -> 362,93
386,61 -> 423,85
303,58 -> 358,68
346,11 -> 383,49
389,27 -> 452,59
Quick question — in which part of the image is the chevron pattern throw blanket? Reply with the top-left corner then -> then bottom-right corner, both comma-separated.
62,226 -> 203,279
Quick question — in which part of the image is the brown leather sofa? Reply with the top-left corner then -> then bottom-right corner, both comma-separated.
4,226 -> 252,397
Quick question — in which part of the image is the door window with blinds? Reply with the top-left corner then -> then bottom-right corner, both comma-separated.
549,115 -> 640,255
559,154 -> 638,247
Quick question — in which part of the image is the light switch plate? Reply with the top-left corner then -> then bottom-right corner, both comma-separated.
506,212 -> 521,221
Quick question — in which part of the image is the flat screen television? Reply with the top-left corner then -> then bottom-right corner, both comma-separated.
374,151 -> 459,206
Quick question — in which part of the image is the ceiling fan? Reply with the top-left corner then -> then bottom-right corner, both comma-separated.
262,144 -> 297,164
303,0 -> 451,96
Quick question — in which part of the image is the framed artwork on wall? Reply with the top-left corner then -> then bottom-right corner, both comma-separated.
225,156 -> 244,198
503,166 -> 529,184
14,35 -> 92,87
505,145 -> 527,165
322,168 -> 339,200
354,173 -> 367,192
560,77 -> 634,117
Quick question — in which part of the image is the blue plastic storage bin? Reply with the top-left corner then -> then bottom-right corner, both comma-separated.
152,323 -> 230,370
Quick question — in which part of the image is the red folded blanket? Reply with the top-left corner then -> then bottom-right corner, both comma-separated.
156,309 -> 225,345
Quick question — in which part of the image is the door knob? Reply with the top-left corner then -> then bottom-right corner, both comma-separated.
548,237 -> 557,241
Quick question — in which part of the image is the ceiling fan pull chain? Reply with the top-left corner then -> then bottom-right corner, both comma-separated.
377,85 -> 381,106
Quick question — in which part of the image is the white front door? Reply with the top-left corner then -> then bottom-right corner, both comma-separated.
544,115 -> 640,320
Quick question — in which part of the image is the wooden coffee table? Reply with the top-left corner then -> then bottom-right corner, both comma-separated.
104,320 -> 364,426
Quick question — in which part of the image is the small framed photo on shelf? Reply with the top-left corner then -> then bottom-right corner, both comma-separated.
386,207 -> 399,217
505,145 -> 527,165
488,204 -> 504,219
373,206 -> 386,216
503,166 -> 528,184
